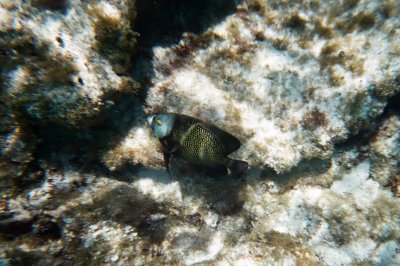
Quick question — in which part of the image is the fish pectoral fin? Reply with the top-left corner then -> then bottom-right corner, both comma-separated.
163,152 -> 171,176
163,140 -> 180,153
160,139 -> 178,177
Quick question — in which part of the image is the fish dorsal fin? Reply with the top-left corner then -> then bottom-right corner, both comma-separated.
200,123 -> 241,154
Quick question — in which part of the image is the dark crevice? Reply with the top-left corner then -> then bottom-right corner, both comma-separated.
131,0 -> 237,95
0,214 -> 61,241
0,218 -> 34,239
385,91 -> 400,114
133,0 -> 237,47
30,0 -> 70,12
335,91 -> 400,150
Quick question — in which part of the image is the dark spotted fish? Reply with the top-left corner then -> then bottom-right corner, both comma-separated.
147,113 -> 248,176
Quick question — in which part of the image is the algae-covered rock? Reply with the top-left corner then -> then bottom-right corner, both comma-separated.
143,0 -> 400,173
0,0 -> 140,187
1,1 -> 400,266
0,0 -> 140,128
0,102 -> 38,194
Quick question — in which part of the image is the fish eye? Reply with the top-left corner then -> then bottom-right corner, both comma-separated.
156,119 -> 162,125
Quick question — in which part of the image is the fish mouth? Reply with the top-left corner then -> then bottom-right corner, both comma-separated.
146,114 -> 155,125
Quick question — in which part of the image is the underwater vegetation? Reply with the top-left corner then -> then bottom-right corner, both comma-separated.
1,0 -> 400,265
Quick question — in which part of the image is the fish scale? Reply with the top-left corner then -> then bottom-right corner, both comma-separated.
169,122 -> 227,165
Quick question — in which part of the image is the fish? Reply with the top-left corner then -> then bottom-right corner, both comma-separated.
147,112 -> 248,176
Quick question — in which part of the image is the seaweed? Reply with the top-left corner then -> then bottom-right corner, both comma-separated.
285,13 -> 307,31
272,38 -> 289,50
302,110 -> 328,130
313,19 -> 334,38
90,3 -> 139,75
336,12 -> 375,33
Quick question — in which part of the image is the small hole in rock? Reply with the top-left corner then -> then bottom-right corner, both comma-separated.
56,36 -> 64,47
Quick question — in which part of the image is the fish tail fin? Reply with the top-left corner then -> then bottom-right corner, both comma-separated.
227,159 -> 248,176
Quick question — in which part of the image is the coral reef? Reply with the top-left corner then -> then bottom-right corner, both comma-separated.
2,112 -> 399,265
0,0 -> 140,192
144,0 -> 400,173
0,0 -> 140,127
1,0 -> 400,266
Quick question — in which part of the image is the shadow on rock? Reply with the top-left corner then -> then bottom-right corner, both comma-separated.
31,94 -> 145,171
108,163 -> 173,185
262,157 -> 332,192
66,183 -> 175,246
169,159 -> 248,216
